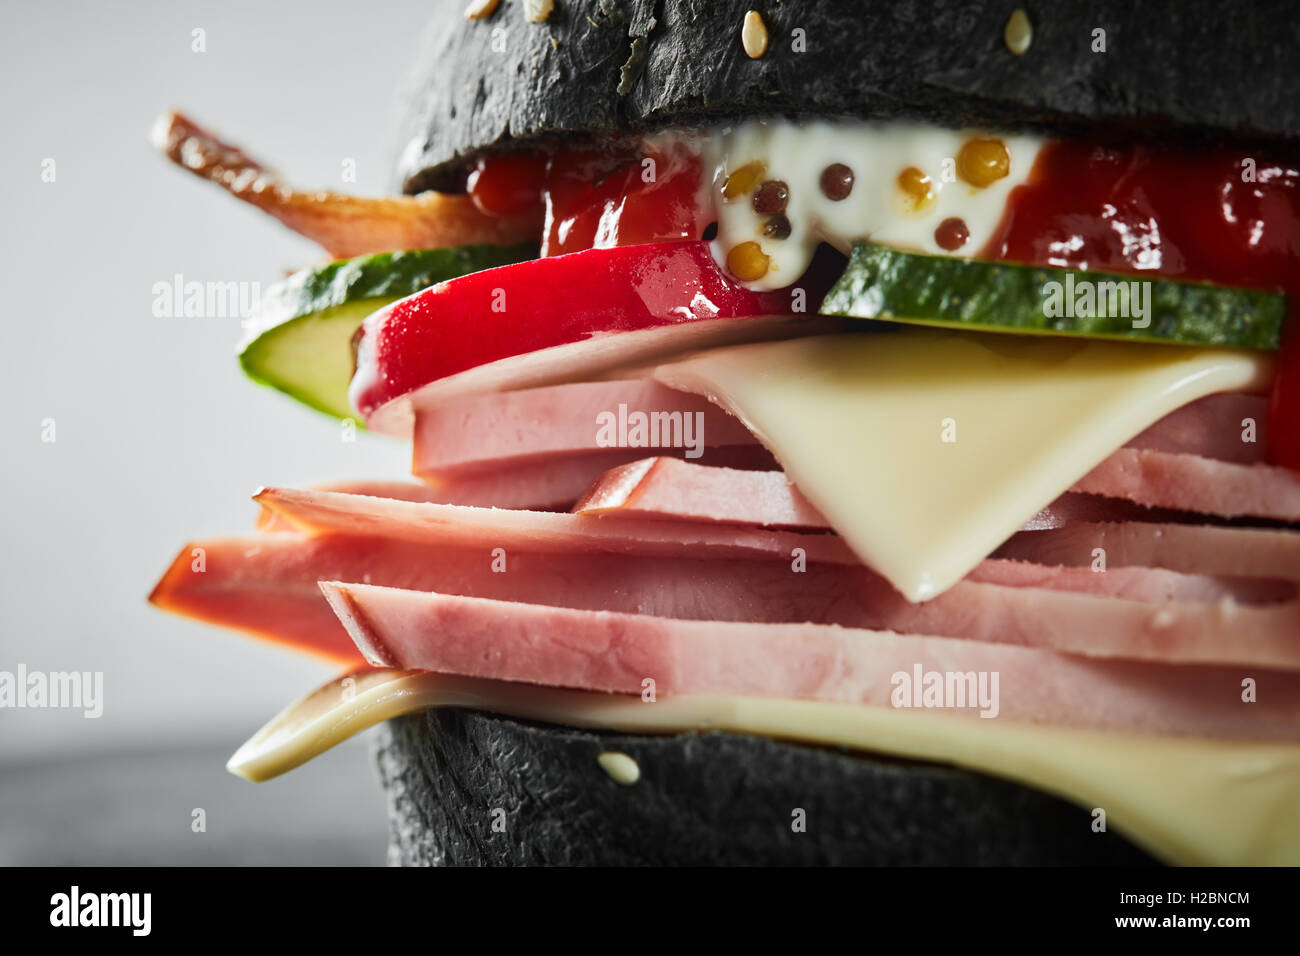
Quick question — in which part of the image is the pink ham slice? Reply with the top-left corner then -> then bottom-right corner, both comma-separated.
253,486 -> 858,563
321,584 -> 1300,741
1075,448 -> 1300,520
1126,392 -> 1268,464
413,382 -> 1265,479
573,450 -> 1300,526
573,457 -> 1176,531
572,459 -> 1298,594
408,379 -> 1276,515
420,451 -> 641,511
575,457 -> 827,529
414,428 -> 1300,526
413,379 -> 758,475
421,446 -> 777,511
248,488 -> 1300,669
964,561 -> 1291,604
996,521 -> 1300,582
256,481 -> 451,532
150,530 -> 884,664
157,525 -> 1300,669
411,379 -> 777,506
152,530 -> 868,662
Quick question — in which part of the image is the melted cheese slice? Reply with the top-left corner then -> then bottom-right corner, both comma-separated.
654,329 -> 1274,600
228,668 -> 1300,866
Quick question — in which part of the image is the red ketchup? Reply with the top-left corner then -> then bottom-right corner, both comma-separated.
542,141 -> 708,256
465,140 -> 710,258
985,141 -> 1300,470
466,152 -> 548,219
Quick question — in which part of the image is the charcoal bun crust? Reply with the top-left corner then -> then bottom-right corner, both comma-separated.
396,0 -> 1300,193
374,709 -> 1155,866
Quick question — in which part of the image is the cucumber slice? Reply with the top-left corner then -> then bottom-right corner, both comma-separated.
819,243 -> 1285,350
239,244 -> 536,419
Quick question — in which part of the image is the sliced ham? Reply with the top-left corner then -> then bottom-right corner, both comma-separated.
253,486 -> 857,564
965,559 -> 1292,604
146,529 -> 915,662
235,488 -> 1300,669
996,522 -> 1300,582
412,380 -> 758,477
1075,448 -> 1300,520
420,451 -> 643,511
420,445 -> 777,510
321,584 -> 1300,742
402,371 -> 1290,523
1126,392 -> 1268,464
572,456 -> 1184,531
257,481 -> 450,532
411,380 -> 1265,484
575,457 -> 827,529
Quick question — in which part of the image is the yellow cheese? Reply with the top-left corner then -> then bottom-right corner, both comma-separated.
228,668 -> 1300,866
654,329 -> 1273,600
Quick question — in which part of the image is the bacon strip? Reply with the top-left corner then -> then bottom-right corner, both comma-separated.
151,111 -> 540,257
321,584 -> 1300,741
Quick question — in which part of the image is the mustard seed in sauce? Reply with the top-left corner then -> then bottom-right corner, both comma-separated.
820,163 -> 854,200
956,137 -> 1010,188
727,240 -> 771,280
752,179 -> 789,214
722,161 -> 766,201
935,216 -> 970,251
897,166 -> 935,212
762,214 -> 792,239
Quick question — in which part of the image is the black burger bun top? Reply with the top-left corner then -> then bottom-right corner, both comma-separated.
395,0 -> 1300,194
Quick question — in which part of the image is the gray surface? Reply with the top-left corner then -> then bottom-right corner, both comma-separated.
398,0 -> 1300,192
0,736 -> 387,866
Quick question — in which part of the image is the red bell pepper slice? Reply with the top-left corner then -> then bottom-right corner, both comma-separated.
350,241 -> 833,427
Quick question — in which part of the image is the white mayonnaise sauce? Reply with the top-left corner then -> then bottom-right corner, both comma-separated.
698,121 -> 1045,290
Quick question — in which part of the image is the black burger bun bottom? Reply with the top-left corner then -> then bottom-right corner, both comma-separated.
375,710 -> 1154,866
396,0 -> 1300,193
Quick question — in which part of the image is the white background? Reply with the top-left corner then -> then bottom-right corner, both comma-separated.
0,0 -> 434,761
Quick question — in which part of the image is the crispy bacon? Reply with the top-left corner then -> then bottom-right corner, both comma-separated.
150,111 -> 540,257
